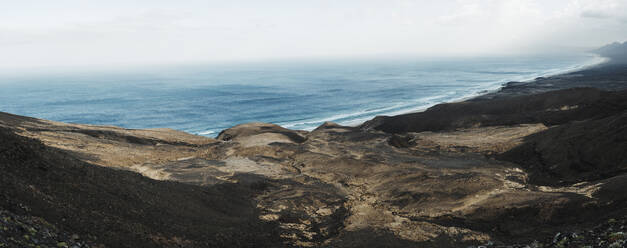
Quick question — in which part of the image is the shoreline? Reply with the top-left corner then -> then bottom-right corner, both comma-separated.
271,53 -> 611,132
461,53 -> 610,100
183,53 -> 612,135
0,53 -> 614,138
338,53 -> 611,129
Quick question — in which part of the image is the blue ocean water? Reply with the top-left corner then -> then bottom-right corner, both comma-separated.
0,54 -> 605,137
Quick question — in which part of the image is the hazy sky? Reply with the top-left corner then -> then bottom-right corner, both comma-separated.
2,0 -> 627,69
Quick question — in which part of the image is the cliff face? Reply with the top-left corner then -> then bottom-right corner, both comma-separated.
2,83 -> 627,247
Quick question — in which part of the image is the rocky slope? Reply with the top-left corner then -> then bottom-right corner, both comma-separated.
0,125 -> 284,248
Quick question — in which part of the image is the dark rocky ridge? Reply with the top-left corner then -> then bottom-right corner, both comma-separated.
362,87 -> 627,133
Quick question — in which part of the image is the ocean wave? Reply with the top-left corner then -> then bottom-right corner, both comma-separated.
518,54 -> 608,83
278,94 -> 452,130
277,54 -> 607,131
197,130 -> 216,135
3,54 -> 604,135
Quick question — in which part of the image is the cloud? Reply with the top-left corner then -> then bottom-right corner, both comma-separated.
568,0 -> 627,22
580,10 -> 612,19
1,0 -> 627,70
437,2 -> 483,25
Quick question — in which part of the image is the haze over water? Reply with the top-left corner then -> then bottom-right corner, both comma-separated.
0,54 -> 604,136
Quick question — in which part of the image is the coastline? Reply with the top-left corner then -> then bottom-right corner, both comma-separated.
335,53 -> 611,129
463,53 -> 610,100
356,53 -> 611,124
472,56 -> 626,101
0,54 -> 609,138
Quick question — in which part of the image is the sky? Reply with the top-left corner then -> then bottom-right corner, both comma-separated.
1,0 -> 627,70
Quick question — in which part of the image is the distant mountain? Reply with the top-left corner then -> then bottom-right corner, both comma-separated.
594,41 -> 627,63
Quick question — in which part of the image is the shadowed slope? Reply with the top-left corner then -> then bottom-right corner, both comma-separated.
499,111 -> 627,185
0,127 -> 284,248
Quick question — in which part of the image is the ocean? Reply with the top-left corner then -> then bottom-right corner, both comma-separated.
0,54 -> 606,137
